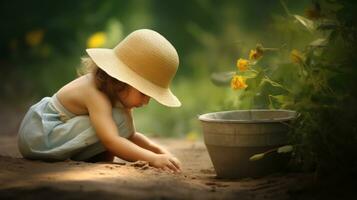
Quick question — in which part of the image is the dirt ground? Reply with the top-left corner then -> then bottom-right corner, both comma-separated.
0,134 -> 313,200
0,105 -> 353,200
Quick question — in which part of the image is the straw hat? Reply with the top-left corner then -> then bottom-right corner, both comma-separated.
86,29 -> 181,107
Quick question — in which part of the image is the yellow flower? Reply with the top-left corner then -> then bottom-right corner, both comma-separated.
290,49 -> 305,64
249,49 -> 263,60
231,75 -> 248,90
25,29 -> 44,47
236,58 -> 249,71
87,32 -> 107,48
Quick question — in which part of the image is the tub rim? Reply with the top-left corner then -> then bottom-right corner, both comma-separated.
198,109 -> 298,124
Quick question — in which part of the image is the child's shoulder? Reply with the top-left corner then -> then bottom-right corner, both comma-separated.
56,74 -> 112,115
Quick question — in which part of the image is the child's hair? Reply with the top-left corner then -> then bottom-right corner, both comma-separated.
78,57 -> 128,105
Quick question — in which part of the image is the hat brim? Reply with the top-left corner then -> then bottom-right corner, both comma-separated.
86,48 -> 181,107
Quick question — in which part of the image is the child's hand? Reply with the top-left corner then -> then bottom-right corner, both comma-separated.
151,154 -> 182,173
169,156 -> 182,172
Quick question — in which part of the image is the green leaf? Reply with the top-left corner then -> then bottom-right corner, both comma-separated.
277,145 -> 294,153
241,70 -> 259,79
294,15 -> 315,33
309,38 -> 327,47
245,70 -> 263,91
317,20 -> 339,31
249,153 -> 265,161
210,71 -> 235,87
255,71 -> 264,85
269,94 -> 294,108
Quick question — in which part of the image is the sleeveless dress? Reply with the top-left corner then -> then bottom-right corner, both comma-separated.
17,93 -> 135,161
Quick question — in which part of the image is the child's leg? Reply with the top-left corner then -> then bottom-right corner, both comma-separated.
85,151 -> 115,163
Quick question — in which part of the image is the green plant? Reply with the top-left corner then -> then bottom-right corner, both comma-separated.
212,0 -> 357,176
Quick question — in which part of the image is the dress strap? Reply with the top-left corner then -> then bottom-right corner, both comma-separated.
49,93 -> 76,122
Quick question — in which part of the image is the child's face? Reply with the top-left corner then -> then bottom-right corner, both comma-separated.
119,86 -> 150,108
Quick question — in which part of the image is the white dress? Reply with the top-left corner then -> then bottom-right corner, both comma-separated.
17,93 -> 135,161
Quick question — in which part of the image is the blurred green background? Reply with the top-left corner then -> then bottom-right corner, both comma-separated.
0,0 -> 322,139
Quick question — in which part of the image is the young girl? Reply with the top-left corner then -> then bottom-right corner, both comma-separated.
17,29 -> 182,173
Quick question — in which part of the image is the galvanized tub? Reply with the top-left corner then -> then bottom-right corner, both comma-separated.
198,109 -> 297,178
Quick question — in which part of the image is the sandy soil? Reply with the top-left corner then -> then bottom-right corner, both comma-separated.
0,104 -> 357,200
0,105 -> 352,200
0,133 -> 315,200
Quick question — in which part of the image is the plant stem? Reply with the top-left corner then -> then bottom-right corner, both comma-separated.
279,0 -> 292,17
264,75 -> 292,93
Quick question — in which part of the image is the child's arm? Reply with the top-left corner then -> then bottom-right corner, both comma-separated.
129,132 -> 172,155
86,91 -> 180,172
86,92 -> 156,162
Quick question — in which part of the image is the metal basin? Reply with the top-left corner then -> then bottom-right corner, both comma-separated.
198,109 -> 297,178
